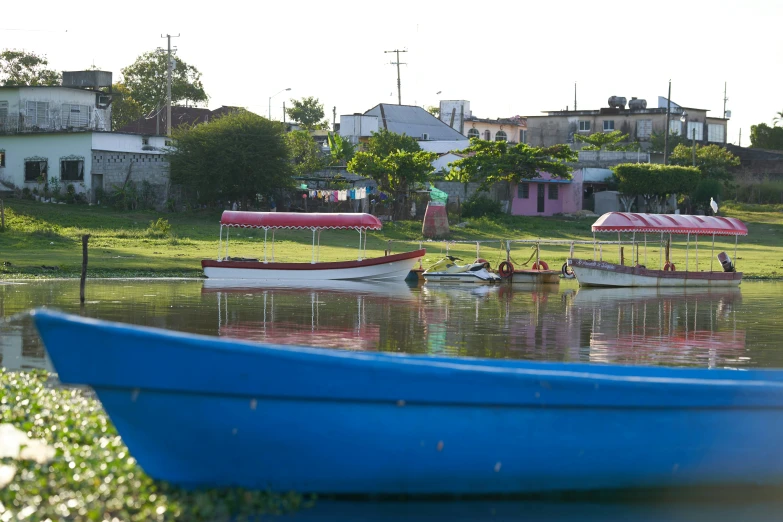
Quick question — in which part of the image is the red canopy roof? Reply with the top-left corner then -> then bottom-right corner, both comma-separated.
220,211 -> 382,230
591,212 -> 748,236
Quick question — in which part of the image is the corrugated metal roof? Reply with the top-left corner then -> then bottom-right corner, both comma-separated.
364,104 -> 467,141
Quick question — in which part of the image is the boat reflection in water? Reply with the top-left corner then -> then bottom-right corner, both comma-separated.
202,278 -> 416,351
570,286 -> 744,367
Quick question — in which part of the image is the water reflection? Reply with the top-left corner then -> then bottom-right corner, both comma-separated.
1,279 -> 782,371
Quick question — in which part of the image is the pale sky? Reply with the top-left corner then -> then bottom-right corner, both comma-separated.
3,0 -> 781,146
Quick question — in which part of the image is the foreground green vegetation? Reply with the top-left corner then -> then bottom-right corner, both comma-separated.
0,370 -> 307,521
0,198 -> 782,279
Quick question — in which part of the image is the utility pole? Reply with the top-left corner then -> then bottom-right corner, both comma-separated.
384,49 -> 407,105
333,106 -> 336,131
574,82 -> 577,112
160,33 -> 180,137
663,79 -> 672,165
723,82 -> 728,119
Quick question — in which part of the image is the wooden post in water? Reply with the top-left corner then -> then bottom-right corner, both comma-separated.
80,234 -> 90,303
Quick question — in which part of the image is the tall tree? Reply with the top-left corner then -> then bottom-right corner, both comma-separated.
110,82 -> 144,131
167,110 -> 293,208
669,144 -> 740,181
285,130 -> 324,177
750,123 -> 783,150
347,130 -> 436,218
0,50 -> 60,86
613,163 -> 701,213
649,129 -> 686,153
285,97 -> 329,130
121,50 -> 208,115
574,130 -> 639,151
447,139 -> 577,191
773,110 -> 783,127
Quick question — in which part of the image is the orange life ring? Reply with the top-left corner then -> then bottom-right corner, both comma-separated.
532,260 -> 549,271
498,261 -> 514,278
664,262 -> 676,271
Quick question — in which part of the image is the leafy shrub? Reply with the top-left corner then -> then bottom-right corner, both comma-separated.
49,176 -> 61,201
64,183 -> 77,204
461,194 -> 503,218
22,187 -> 32,200
145,218 -> 172,238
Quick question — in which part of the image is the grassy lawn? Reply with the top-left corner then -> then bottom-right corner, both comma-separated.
0,198 -> 781,279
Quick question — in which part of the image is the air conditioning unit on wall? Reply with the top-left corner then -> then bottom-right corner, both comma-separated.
422,133 -> 429,140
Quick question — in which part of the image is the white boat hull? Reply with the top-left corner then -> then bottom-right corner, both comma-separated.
202,250 -> 425,282
423,272 -> 502,284
567,258 -> 742,288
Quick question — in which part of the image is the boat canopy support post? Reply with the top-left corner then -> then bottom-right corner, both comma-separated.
357,229 -> 363,261
644,234 -> 647,266
263,229 -> 268,263
686,232 -> 690,272
695,234 -> 698,272
593,232 -> 597,260
218,225 -> 224,261
711,234 -> 715,272
317,230 -> 322,263
311,229 -> 316,264
225,227 -> 230,260
735,236 -> 738,270
618,232 -> 621,263
271,230 -> 275,262
505,240 -> 511,263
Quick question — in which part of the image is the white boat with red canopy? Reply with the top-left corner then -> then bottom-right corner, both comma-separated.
567,212 -> 748,288
201,211 -> 425,281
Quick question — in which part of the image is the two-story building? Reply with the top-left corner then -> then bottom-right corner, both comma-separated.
438,100 -> 528,143
0,71 -> 172,206
525,96 -> 728,150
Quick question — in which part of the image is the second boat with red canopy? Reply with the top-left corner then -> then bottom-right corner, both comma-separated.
567,212 -> 747,288
201,211 -> 425,281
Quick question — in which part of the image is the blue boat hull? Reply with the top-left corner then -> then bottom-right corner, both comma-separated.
31,309 -> 783,495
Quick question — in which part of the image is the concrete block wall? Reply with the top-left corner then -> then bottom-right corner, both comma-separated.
91,150 -> 170,207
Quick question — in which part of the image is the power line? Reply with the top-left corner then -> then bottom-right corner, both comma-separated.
384,49 -> 407,105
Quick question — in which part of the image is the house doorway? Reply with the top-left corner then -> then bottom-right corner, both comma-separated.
537,184 -> 545,213
92,174 -> 103,204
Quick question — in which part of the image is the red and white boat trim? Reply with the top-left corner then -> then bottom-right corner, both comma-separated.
202,211 -> 425,281
568,212 -> 748,288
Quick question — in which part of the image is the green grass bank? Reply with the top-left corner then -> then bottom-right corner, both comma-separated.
0,199 -> 782,279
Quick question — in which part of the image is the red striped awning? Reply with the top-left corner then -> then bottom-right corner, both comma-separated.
591,212 -> 748,236
220,211 -> 383,230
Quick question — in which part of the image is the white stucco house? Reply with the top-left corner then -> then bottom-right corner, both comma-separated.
0,72 -> 172,204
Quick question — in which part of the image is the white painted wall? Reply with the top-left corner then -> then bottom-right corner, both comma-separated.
0,87 -> 110,131
92,133 -> 168,154
0,133 -> 93,191
339,115 -> 379,142
432,153 -> 463,173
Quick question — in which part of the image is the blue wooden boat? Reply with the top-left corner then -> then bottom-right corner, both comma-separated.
31,308 -> 783,495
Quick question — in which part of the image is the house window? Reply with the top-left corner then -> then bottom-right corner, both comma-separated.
708,124 -> 725,143
467,128 -> 479,139
25,159 -> 47,182
25,101 -> 49,127
60,159 -> 84,181
636,119 -> 652,140
603,120 -> 615,131
495,130 -> 507,142
517,182 -> 529,199
548,184 -> 559,200
0,101 -> 7,124
519,129 -> 527,143
0,151 -> 5,168
669,119 -> 681,136
687,122 -> 703,141
579,121 -> 591,132
142,137 -> 150,145
483,130 -> 491,141
61,104 -> 91,127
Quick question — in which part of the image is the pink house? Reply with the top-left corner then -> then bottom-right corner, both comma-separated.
511,170 -> 584,216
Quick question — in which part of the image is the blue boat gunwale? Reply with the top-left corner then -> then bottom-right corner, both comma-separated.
30,307 -> 783,389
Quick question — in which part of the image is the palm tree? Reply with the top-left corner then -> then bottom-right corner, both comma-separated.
774,110 -> 783,127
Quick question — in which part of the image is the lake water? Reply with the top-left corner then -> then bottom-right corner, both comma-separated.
1,278 -> 782,372
3,278 -> 783,520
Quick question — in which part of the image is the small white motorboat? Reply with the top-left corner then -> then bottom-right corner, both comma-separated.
422,256 -> 502,284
